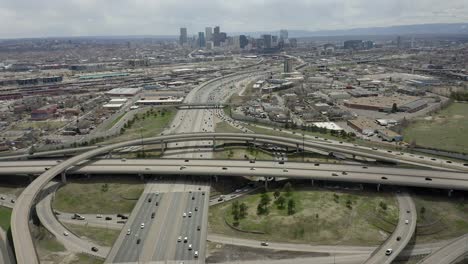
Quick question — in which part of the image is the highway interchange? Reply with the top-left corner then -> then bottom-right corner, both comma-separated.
1,61 -> 468,264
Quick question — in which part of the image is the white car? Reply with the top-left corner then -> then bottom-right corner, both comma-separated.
184,236 -> 188,243
385,249 -> 393,255
140,223 -> 145,229
188,244 -> 192,250
126,229 -> 131,235
188,212 -> 192,217
194,251 -> 199,258
63,231 -> 69,236
177,236 -> 182,242
405,220 -> 409,224
96,214 -> 103,218
183,213 -> 187,218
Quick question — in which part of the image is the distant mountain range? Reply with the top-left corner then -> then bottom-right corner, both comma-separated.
234,23 -> 468,38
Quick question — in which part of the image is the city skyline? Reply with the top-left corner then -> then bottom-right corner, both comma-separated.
0,0 -> 467,38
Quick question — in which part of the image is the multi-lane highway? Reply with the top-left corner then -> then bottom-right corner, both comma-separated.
106,68 -> 268,263
8,61 -> 468,264
2,159 -> 468,190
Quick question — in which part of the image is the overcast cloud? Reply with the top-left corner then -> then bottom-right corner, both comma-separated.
0,0 -> 467,38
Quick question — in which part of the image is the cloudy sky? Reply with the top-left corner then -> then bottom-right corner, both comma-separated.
0,0 -> 467,38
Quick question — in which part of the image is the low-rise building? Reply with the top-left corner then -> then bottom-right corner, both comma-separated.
347,117 -> 380,135
31,104 -> 58,120
377,129 -> 403,142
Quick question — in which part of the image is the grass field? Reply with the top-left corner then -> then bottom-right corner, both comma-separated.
209,187 -> 399,245
53,177 -> 144,214
413,193 -> 468,243
106,108 -> 175,143
0,207 -> 11,231
403,103 -> 468,153
215,121 -> 243,133
35,226 -> 66,253
64,223 -> 120,247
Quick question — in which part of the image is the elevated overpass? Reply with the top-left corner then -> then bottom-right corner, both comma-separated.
10,132 -> 468,264
1,159 -> 468,191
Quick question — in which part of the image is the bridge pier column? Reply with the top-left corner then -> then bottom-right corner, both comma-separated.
139,174 -> 144,181
311,179 -> 314,186
296,144 -> 300,153
377,184 -> 381,192
86,174 -> 91,179
264,177 -> 268,191
28,174 -> 34,183
160,141 -> 166,153
448,189 -> 453,197
61,172 -> 66,184
214,175 -> 218,182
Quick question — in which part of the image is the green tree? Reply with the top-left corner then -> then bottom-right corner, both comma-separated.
346,199 -> 352,209
284,182 -> 293,197
273,190 -> 281,199
260,193 -> 271,206
379,201 -> 388,211
231,201 -> 240,216
287,199 -> 296,215
276,195 -> 286,209
239,203 -> 248,219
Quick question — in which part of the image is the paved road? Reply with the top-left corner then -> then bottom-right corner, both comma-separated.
35,182 -> 109,258
2,159 -> 468,190
0,228 -> 15,264
364,192 -> 417,264
418,234 -> 468,264
107,68 -> 266,263
10,73 -> 468,263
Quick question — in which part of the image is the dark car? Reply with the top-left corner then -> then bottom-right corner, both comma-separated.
91,247 -> 99,252
105,217 -> 112,221
151,212 -> 155,219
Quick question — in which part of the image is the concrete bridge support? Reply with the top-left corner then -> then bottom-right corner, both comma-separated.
61,172 -> 66,184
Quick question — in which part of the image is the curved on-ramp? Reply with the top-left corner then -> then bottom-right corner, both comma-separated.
10,132 -> 468,264
364,192 -> 417,264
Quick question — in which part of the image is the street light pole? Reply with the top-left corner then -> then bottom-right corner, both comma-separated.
302,132 -> 305,162
140,126 -> 144,158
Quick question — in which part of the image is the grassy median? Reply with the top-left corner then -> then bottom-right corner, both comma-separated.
53,177 -> 144,214
209,185 -> 399,245
64,223 -> 120,247
413,193 -> 468,243
0,207 -> 11,231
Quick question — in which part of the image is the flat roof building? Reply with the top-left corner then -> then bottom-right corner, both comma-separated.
106,88 -> 142,97
347,117 -> 380,135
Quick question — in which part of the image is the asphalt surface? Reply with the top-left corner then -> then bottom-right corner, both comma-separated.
10,65 -> 468,263
35,182 -> 109,258
0,228 -> 15,264
2,159 -> 468,190
364,192 -> 417,264
418,234 -> 468,264
106,68 -> 265,263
